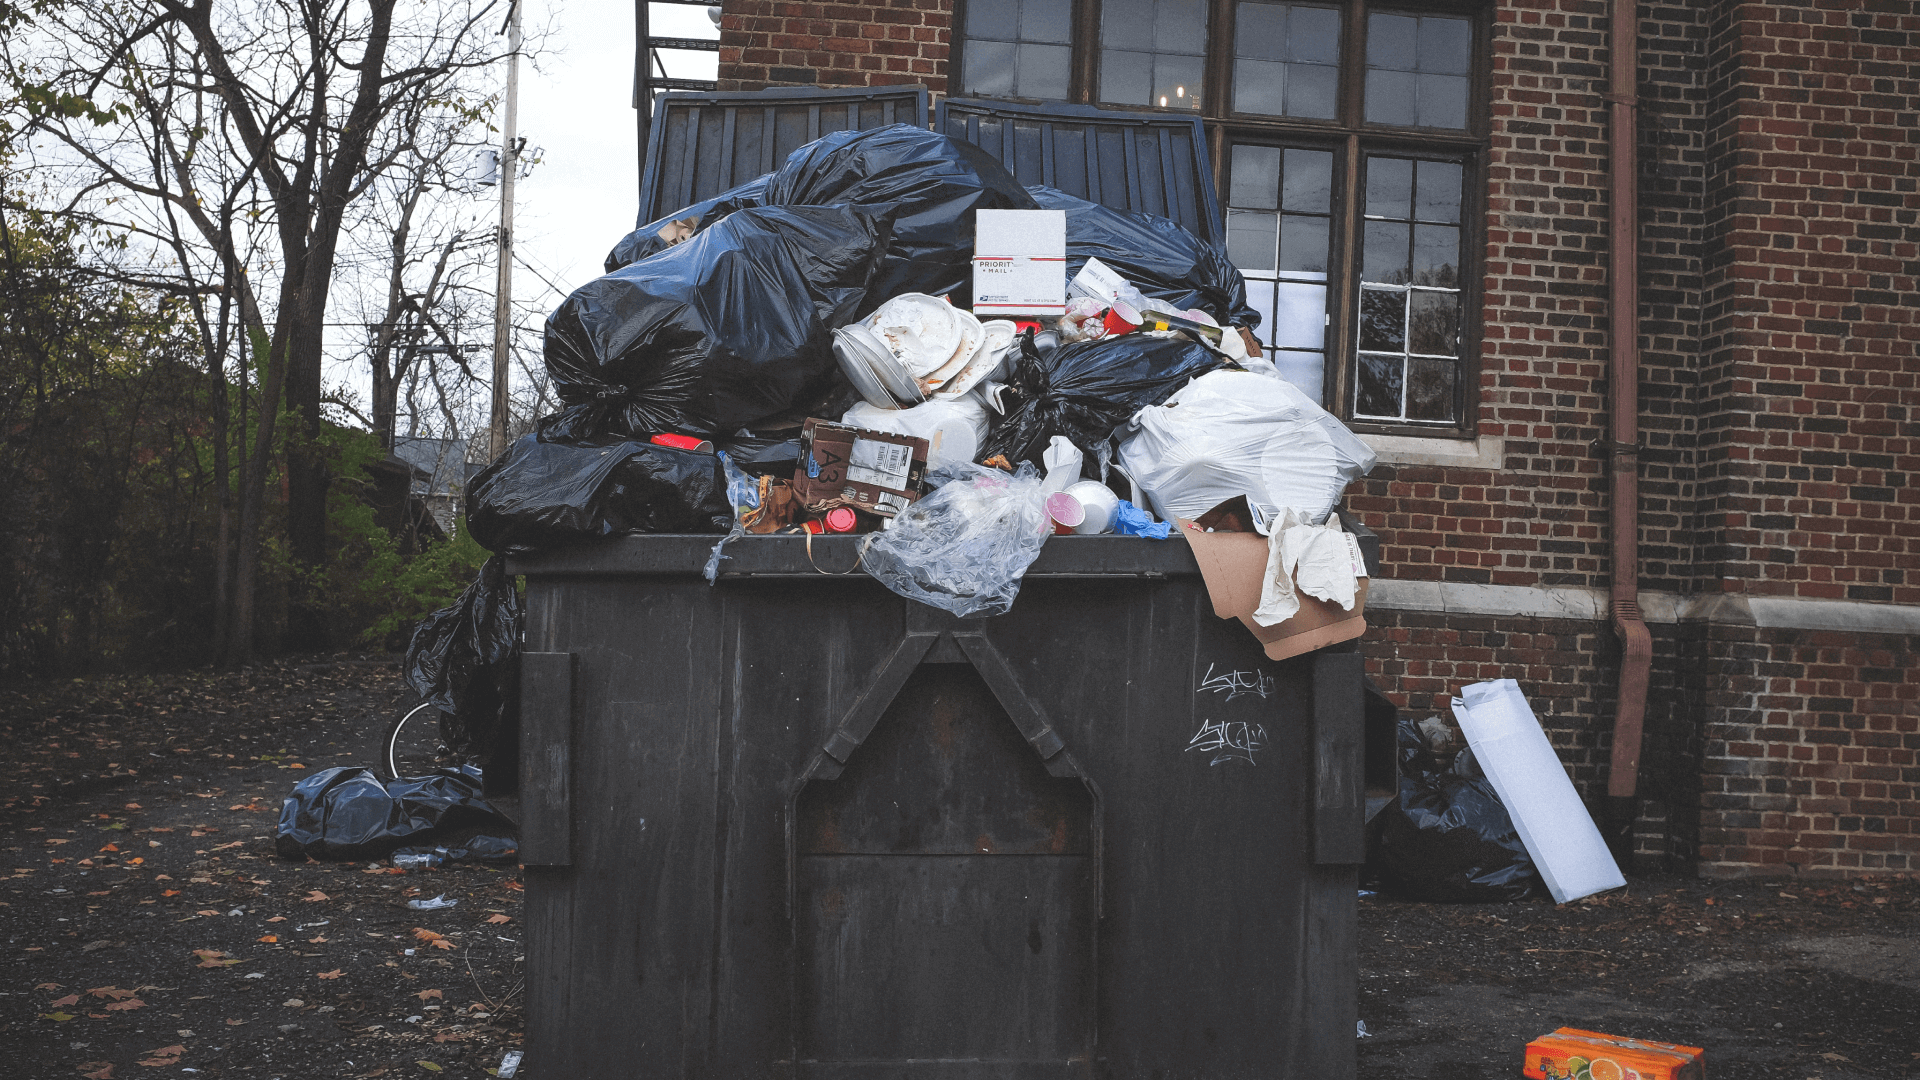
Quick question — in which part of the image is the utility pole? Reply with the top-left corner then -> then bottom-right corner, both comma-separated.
489,0 -> 523,462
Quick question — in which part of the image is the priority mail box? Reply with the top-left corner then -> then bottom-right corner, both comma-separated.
971,209 -> 1066,316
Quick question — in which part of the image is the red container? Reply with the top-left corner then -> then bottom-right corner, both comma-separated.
824,507 -> 859,533
650,433 -> 715,453
1101,301 -> 1141,337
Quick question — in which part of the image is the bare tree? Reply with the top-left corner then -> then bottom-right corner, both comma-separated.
10,0 -> 509,660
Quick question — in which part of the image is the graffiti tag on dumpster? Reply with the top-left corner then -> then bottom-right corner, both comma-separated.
1186,718 -> 1269,766
1197,663 -> 1274,702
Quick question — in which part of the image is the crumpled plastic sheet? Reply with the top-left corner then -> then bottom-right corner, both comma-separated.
603,173 -> 772,273
1117,368 -> 1376,526
1028,184 -> 1260,331
402,557 -> 522,788
979,333 -> 1226,470
1366,718 -> 1543,902
860,462 -> 1052,618
275,765 -> 515,862
1253,509 -> 1367,626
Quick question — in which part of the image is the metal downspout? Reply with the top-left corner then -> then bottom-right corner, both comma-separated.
1606,0 -> 1654,846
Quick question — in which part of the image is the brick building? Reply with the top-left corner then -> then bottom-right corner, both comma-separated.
698,0 -> 1920,878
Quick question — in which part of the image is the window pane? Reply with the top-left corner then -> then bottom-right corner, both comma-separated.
1282,149 -> 1333,213
1417,73 -> 1468,129
1366,13 -> 1417,69
1155,0 -> 1209,55
1359,288 -> 1404,351
1270,351 -> 1325,401
1099,49 -> 1154,106
1418,15 -> 1472,74
1361,221 -> 1409,284
968,0 -> 1018,38
1411,224 -> 1459,288
965,40 -> 1017,96
1356,353 -> 1403,418
1365,157 -> 1412,217
1272,281 -> 1327,350
1153,52 -> 1205,110
1415,161 -> 1463,223
1231,145 -> 1282,209
1245,278 -> 1278,348
1234,58 -> 1286,116
1364,68 -> 1416,125
1290,6 -> 1339,63
1407,357 -> 1456,421
1228,210 -> 1279,272
1236,1 -> 1288,61
1103,0 -> 1155,35
1278,215 -> 1328,277
1015,43 -> 1072,98
1287,63 -> 1337,118
1020,0 -> 1072,43
1408,291 -> 1458,355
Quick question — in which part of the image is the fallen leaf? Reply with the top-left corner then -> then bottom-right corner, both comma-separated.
283,998 -> 305,1008
125,803 -> 141,810
45,838 -> 70,845
415,1063 -> 442,1073
1821,1053 -> 1851,1063
303,890 -> 329,902
267,916 -> 287,923
129,857 -> 143,865
34,983 -> 61,991
79,1062 -> 115,1079
88,987 -> 137,1000
316,969 -> 344,980
412,928 -> 446,943
308,936 -> 329,944
289,763 -> 306,769
87,890 -> 112,897
223,1018 -> 247,1026
194,910 -> 220,917
485,914 -> 511,925
137,1044 -> 186,1066
416,988 -> 443,1002
50,994 -> 80,1007
98,843 -> 120,853
504,880 -> 522,892
40,1012 -> 75,1022
211,840 -> 243,851
103,998 -> 146,1011
257,936 -> 278,943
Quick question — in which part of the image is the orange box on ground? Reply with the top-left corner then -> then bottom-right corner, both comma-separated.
1523,1028 -> 1705,1080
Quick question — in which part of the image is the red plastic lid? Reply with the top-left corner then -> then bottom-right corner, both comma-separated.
824,507 -> 859,533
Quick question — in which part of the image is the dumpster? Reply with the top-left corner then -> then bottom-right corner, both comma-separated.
511,532 -> 1368,1079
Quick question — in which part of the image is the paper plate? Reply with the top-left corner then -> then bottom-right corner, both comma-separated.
853,327 -> 926,405
867,293 -> 961,380
833,327 -> 902,410
921,308 -> 984,394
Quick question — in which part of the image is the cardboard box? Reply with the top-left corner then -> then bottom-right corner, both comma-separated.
1178,520 -> 1367,661
1524,1028 -> 1704,1080
972,209 -> 1066,315
792,419 -> 929,516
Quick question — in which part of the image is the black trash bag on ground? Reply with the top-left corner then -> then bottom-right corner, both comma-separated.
762,124 -> 1037,300
391,835 -> 520,869
1367,718 -> 1543,902
543,204 -> 890,440
275,765 -> 513,861
466,434 -> 732,553
1028,185 -> 1261,331
603,174 -> 771,273
403,557 -> 522,793
978,333 -> 1227,468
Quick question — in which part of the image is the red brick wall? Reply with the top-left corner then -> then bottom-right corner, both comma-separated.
718,0 -> 953,92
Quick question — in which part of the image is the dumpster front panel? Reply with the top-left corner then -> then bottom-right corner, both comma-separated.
519,540 -> 1358,1080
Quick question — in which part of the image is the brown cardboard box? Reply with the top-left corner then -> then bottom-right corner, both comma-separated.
1178,520 -> 1368,661
792,418 -> 930,516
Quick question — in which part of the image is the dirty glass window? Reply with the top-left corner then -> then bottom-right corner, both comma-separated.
961,0 -> 1074,101
1363,12 -> 1471,129
1231,2 -> 1340,119
1098,0 -> 1208,111
1353,155 -> 1463,423
1227,145 -> 1335,401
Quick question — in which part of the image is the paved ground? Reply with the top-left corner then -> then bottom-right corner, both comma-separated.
3,658 -> 1916,1079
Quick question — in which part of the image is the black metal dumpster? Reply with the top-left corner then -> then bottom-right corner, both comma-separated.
510,533 -> 1363,1079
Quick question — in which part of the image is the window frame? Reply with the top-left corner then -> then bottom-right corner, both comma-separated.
950,0 -> 1491,438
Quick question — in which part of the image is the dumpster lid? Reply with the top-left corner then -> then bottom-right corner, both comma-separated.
936,97 -> 1224,246
639,85 -> 932,226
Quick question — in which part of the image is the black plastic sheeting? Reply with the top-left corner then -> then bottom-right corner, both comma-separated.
1029,185 -> 1259,332
545,204 -> 890,441
403,557 -> 523,793
467,435 -> 733,553
979,333 -> 1226,469
275,765 -> 514,861
1367,719 -> 1543,903
393,835 -> 519,868
604,174 -> 771,274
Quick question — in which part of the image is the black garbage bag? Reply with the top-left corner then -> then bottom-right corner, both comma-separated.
275,765 -> 514,861
466,434 -> 733,554
402,557 -> 522,793
978,333 -> 1227,468
762,124 -> 1037,300
603,174 -> 771,273
543,204 -> 890,440
391,835 -> 520,869
1029,185 -> 1260,331
1367,718 -> 1543,902
715,433 -> 804,477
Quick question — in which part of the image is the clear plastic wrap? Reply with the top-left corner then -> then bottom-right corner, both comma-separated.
861,462 -> 1052,618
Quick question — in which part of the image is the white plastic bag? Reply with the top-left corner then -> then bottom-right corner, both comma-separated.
1117,368 -> 1376,524
861,462 -> 1051,618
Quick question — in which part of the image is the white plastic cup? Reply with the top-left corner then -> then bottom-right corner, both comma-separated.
1063,480 -> 1119,535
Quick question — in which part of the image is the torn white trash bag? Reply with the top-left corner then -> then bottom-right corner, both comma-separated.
1117,368 -> 1376,524
1253,509 -> 1369,627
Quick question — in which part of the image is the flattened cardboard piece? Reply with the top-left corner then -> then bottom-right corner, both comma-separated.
794,418 -> 930,515
1178,520 -> 1368,661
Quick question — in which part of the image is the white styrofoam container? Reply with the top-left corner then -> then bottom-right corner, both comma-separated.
1451,679 -> 1626,904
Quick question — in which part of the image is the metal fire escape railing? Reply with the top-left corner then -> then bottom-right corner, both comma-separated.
635,0 -> 722,177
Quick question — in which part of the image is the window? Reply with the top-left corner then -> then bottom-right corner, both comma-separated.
954,0 -> 1485,434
